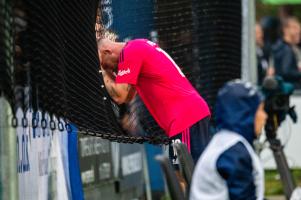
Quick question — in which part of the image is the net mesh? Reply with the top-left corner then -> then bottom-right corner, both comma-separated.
154,0 -> 242,112
0,0 -> 14,108
194,0 -> 242,125
0,0 -> 241,144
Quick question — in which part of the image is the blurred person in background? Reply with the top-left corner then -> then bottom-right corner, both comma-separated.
256,22 -> 274,85
260,16 -> 281,54
190,80 -> 267,200
272,17 -> 301,89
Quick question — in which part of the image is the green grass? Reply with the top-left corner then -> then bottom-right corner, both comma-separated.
265,169 -> 301,196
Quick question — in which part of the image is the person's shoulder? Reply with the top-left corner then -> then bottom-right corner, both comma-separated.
124,39 -> 149,51
125,39 -> 153,57
272,39 -> 282,50
128,39 -> 149,46
272,39 -> 292,52
216,142 -> 251,170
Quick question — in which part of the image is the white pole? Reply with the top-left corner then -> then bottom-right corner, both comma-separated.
1,0 -> 18,199
242,0 -> 257,84
0,97 -> 18,200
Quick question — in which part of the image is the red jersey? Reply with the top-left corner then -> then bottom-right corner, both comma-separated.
115,39 -> 210,137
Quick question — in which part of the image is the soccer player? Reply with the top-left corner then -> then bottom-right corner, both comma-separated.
97,37 -> 211,170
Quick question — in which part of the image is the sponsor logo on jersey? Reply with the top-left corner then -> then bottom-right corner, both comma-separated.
117,68 -> 131,76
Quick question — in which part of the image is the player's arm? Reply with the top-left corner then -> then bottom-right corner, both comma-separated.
101,69 -> 136,105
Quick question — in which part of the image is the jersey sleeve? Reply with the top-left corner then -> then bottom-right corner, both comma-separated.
216,142 -> 256,200
115,43 -> 143,85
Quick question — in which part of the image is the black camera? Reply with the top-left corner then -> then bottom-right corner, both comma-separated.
262,76 -> 297,139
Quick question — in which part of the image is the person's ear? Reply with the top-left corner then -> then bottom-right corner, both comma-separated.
103,49 -> 112,55
97,48 -> 102,56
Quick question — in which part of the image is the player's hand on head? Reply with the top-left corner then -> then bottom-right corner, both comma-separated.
100,66 -> 116,79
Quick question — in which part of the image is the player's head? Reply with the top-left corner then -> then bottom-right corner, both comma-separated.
97,31 -> 121,71
215,80 -> 267,144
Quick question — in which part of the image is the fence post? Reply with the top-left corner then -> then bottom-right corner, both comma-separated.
0,97 -> 18,200
241,0 -> 257,84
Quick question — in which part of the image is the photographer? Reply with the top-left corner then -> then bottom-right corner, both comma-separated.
190,80 -> 267,200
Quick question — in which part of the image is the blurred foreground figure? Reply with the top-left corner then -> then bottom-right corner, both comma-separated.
190,80 -> 267,200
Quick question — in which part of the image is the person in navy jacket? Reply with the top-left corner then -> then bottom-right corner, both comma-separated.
190,80 -> 268,200
272,17 -> 301,89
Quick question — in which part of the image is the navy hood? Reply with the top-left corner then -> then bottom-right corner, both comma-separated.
215,80 -> 264,145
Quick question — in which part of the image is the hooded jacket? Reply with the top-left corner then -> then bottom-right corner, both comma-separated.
215,80 -> 262,145
190,80 -> 264,200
